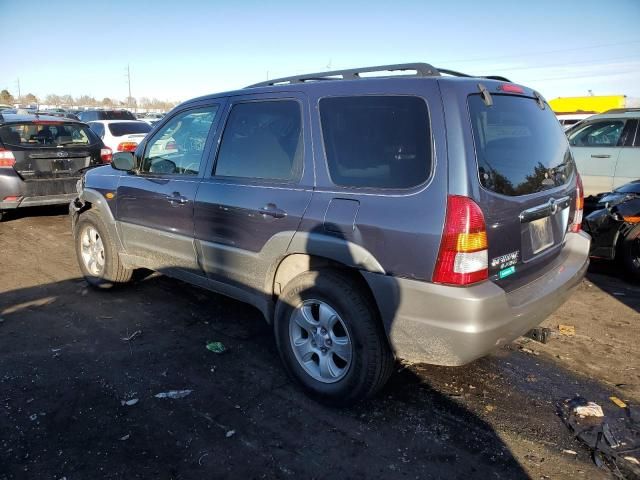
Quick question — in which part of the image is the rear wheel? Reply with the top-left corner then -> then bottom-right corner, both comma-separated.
274,270 -> 394,406
0,210 -> 5,222
74,210 -> 132,288
621,225 -> 640,282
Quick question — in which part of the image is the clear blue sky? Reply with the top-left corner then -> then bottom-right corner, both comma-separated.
1,0 -> 639,103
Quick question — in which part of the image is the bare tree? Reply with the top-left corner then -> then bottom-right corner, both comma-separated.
22,93 -> 38,105
60,94 -> 74,106
45,94 -> 61,106
0,89 -> 15,104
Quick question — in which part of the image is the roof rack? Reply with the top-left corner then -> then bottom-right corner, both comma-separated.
604,107 -> 640,114
247,63 -> 511,88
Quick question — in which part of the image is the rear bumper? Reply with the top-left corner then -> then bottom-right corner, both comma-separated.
0,172 -> 79,209
363,231 -> 591,365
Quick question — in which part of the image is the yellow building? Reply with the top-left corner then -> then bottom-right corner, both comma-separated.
549,95 -> 628,114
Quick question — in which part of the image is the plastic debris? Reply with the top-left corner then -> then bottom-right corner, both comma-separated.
226,430 -> 235,438
562,449 -> 577,455
121,398 -> 139,407
121,330 -> 142,341
206,341 -> 226,354
119,434 -> 130,441
155,389 -> 192,399
610,396 -> 628,409
558,324 -> 576,336
559,396 -> 640,477
29,413 -> 38,421
574,402 -> 604,418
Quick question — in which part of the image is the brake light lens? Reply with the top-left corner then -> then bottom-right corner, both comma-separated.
499,84 -> 525,94
433,195 -> 489,286
165,141 -> 177,150
100,147 -> 113,163
0,148 -> 16,167
117,142 -> 137,152
570,173 -> 584,233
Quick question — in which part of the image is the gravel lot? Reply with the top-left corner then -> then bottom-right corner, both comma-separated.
1,206 -> 638,479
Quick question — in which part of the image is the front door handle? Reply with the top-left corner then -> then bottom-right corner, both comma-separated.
166,192 -> 188,205
591,154 -> 611,158
258,203 -> 287,219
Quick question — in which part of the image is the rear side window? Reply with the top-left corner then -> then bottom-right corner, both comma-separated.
0,122 -> 96,147
108,122 -> 152,136
320,96 -> 431,189
215,100 -> 303,181
468,94 -> 574,197
568,120 -> 625,147
100,111 -> 137,121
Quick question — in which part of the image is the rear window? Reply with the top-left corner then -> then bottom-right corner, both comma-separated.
0,122 -> 96,147
108,122 -> 152,137
320,96 -> 431,189
100,111 -> 137,120
468,94 -> 574,196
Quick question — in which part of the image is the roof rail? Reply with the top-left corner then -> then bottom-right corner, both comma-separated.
247,63 -> 440,88
604,107 -> 640,114
247,63 -> 512,88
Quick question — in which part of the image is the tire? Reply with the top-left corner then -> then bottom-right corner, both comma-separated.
621,225 -> 640,282
274,270 -> 394,406
0,210 -> 5,222
74,210 -> 132,288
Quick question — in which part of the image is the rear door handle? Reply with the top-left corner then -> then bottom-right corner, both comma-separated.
591,154 -> 611,158
166,192 -> 188,205
258,203 -> 287,219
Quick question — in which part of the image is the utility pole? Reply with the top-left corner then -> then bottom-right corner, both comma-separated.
15,78 -> 21,101
125,64 -> 133,111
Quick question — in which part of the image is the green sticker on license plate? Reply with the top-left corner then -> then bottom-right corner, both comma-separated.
499,266 -> 516,279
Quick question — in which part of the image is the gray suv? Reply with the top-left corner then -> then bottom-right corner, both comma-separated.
70,63 -> 590,405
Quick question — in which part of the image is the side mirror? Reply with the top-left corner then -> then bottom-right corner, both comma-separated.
111,152 -> 135,171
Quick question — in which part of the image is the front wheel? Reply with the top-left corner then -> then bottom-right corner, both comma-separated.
621,225 -> 640,282
274,270 -> 394,406
74,210 -> 132,288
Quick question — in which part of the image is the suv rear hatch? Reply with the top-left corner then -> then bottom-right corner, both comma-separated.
0,120 -> 102,195
465,86 -> 579,289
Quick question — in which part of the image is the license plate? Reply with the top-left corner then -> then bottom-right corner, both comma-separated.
529,216 -> 554,254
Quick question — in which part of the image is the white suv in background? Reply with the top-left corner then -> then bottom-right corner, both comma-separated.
87,120 -> 152,153
567,109 -> 640,197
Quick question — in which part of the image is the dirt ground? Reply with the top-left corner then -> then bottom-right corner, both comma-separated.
0,206 -> 638,480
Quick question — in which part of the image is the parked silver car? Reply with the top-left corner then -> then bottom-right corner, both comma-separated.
567,108 -> 640,197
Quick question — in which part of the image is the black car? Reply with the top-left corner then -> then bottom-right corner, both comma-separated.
77,110 -> 137,122
0,113 -> 111,220
584,179 -> 640,280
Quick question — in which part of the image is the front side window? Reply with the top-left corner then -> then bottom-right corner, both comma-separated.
140,106 -> 218,175
214,100 -> 303,181
320,96 -> 431,189
568,120 -> 625,147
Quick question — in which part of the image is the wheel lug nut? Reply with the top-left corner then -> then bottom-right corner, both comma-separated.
320,328 -> 327,334
326,339 -> 332,346
321,347 -> 327,354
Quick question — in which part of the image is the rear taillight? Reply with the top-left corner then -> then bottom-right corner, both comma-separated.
570,173 -> 584,233
165,141 -> 177,150
100,147 -> 113,163
117,142 -> 137,152
0,148 -> 16,168
433,195 -> 489,286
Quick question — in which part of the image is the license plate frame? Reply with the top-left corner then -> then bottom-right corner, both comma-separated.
529,216 -> 554,254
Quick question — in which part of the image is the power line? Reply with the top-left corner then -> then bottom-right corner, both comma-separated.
483,54 -> 640,73
442,39 -> 640,65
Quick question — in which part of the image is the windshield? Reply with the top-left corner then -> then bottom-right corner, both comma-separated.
0,122 -> 96,147
108,122 -> 152,136
468,94 -> 574,196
